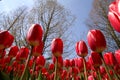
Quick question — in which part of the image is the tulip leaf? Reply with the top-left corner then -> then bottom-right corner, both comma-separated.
0,71 -> 10,80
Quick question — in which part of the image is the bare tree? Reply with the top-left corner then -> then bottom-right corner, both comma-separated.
28,0 -> 75,58
86,0 -> 120,52
0,0 -> 75,59
0,6 -> 29,47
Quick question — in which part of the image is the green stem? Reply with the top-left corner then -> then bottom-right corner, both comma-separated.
54,57 -> 58,80
20,46 -> 33,80
99,53 -> 112,80
83,57 -> 87,80
98,69 -> 102,80
31,60 -> 36,79
38,70 -> 42,80
101,58 -> 112,80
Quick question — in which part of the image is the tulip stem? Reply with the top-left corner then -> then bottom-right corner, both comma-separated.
31,61 -> 36,80
83,57 -> 87,80
54,57 -> 58,80
100,56 -> 112,80
98,69 -> 102,80
20,46 -> 33,80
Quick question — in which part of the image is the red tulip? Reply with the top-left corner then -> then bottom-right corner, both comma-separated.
108,0 -> 120,32
75,58 -> 84,71
6,66 -> 12,74
32,41 -> 44,56
16,47 -> 29,61
87,29 -> 106,53
4,56 -> 11,65
63,59 -> 70,68
115,49 -> 120,65
8,46 -> 19,58
75,40 -> 88,57
70,59 -> 75,67
26,24 -> 43,46
48,63 -> 55,71
88,75 -> 94,80
61,70 -> 67,79
69,67 -> 79,76
103,52 -> 117,66
51,38 -> 63,57
89,51 -> 102,68
53,56 -> 63,68
0,30 -> 14,49
36,55 -> 45,68
0,58 -> 5,69
100,66 -> 106,75
0,50 -> 6,58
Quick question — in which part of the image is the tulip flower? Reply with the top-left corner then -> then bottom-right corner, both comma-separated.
70,59 -> 75,67
16,47 -> 29,61
88,75 -> 94,80
87,29 -> 106,53
36,55 -> 45,68
26,24 -> 43,46
0,49 -> 6,58
63,59 -> 70,68
115,49 -> 120,65
4,56 -> 11,65
75,58 -> 84,71
53,56 -> 63,68
8,46 -> 19,58
32,41 -> 44,56
108,0 -> 120,32
89,51 -> 102,68
100,66 -> 106,75
48,63 -> 55,71
75,40 -> 88,57
103,52 -> 117,66
0,30 -> 14,49
61,70 -> 67,79
51,38 -> 63,57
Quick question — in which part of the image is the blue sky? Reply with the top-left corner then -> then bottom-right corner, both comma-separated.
58,0 -> 93,41
0,0 -> 93,58
0,0 -> 93,40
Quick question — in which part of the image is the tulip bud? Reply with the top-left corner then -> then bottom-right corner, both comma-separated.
63,59 -> 70,68
16,47 -> 29,61
87,29 -> 106,53
36,55 -> 45,68
115,49 -> 120,65
75,57 -> 84,71
51,38 -> 63,57
100,66 -> 106,75
8,46 -> 19,58
61,70 -> 67,79
75,40 -> 88,57
32,41 -> 44,56
26,24 -> 43,46
70,59 -> 75,67
88,75 -> 94,80
103,52 -> 117,66
4,56 -> 11,65
89,51 -> 102,68
48,63 -> 55,71
0,50 -> 6,58
0,30 -> 14,49
53,56 -> 63,68
108,0 -> 120,32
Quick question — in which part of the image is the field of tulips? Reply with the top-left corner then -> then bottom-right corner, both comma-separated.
0,0 -> 120,80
